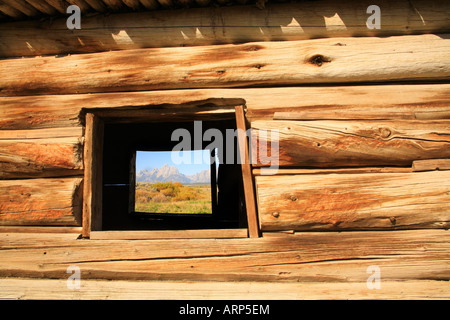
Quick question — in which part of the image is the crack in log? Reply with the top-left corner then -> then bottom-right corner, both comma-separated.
247,255 -> 399,268
48,249 -> 304,265
0,206 -> 75,215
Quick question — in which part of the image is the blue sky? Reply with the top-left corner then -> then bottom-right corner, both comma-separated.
136,150 -> 217,176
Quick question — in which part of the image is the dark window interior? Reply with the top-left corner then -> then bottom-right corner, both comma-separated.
102,120 -> 247,230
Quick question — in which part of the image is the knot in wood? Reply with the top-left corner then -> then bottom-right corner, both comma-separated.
244,45 -> 263,52
389,217 -> 397,225
308,54 -> 330,67
380,127 -> 392,139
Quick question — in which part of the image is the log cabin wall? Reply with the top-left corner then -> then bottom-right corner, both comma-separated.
0,0 -> 449,299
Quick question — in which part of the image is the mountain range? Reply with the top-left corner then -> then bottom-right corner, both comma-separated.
136,164 -> 210,184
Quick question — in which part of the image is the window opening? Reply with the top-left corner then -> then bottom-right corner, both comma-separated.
134,149 -> 218,215
101,120 -> 245,231
82,104 -> 260,239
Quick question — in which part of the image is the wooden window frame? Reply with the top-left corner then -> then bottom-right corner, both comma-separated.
81,105 -> 259,239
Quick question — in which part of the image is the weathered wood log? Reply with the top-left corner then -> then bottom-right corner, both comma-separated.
253,167 -> 413,176
23,0 -> 58,15
0,0 -> 40,18
1,1 -> 449,58
0,127 -> 82,139
1,34 -> 448,96
0,3 -> 25,19
0,177 -> 83,226
235,105 -> 259,238
251,120 -> 450,167
0,95 -> 245,129
90,229 -> 248,240
91,105 -> 238,123
82,113 -> 103,237
0,229 -> 448,284
1,84 -> 449,129
412,159 -> 450,172
255,171 -> 450,231
274,110 -> 450,121
1,278 -> 448,300
0,226 -> 82,233
0,128 -> 83,179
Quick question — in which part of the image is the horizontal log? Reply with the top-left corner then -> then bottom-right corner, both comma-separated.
0,134 -> 84,179
0,177 -> 83,226
1,1 -> 449,58
0,229 -> 448,283
1,84 -> 449,129
1,279 -> 449,300
90,229 -> 248,240
0,127 -> 82,139
0,0 -> 39,18
412,159 -> 450,172
1,34 -> 449,96
0,226 -> 82,233
255,171 -> 450,231
274,110 -> 450,121
251,120 -> 450,167
0,95 -> 245,129
253,167 -> 413,176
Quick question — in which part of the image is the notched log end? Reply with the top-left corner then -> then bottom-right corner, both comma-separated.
74,138 -> 84,169
72,178 -> 83,226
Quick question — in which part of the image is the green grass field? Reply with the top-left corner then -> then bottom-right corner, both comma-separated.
135,181 -> 212,214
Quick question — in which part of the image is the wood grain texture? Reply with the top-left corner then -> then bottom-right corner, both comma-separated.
251,120 -> 450,167
0,0 -> 39,17
0,3 -> 26,19
1,84 -> 448,129
90,229 -> 248,240
66,0 -> 92,11
0,229 -> 448,284
412,159 -> 450,172
84,0 -> 108,11
0,130 -> 84,179
101,0 -> 125,10
0,94 -> 244,129
0,177 -> 83,226
91,105 -> 237,123
25,0 -> 58,15
0,34 -> 448,96
255,171 -> 450,231
82,113 -> 103,237
1,0 -> 449,58
0,226 -> 82,233
0,278 -> 448,300
235,105 -> 259,238
0,127 -> 82,139
138,0 -> 158,9
43,0 -> 72,14
253,167 -> 413,176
